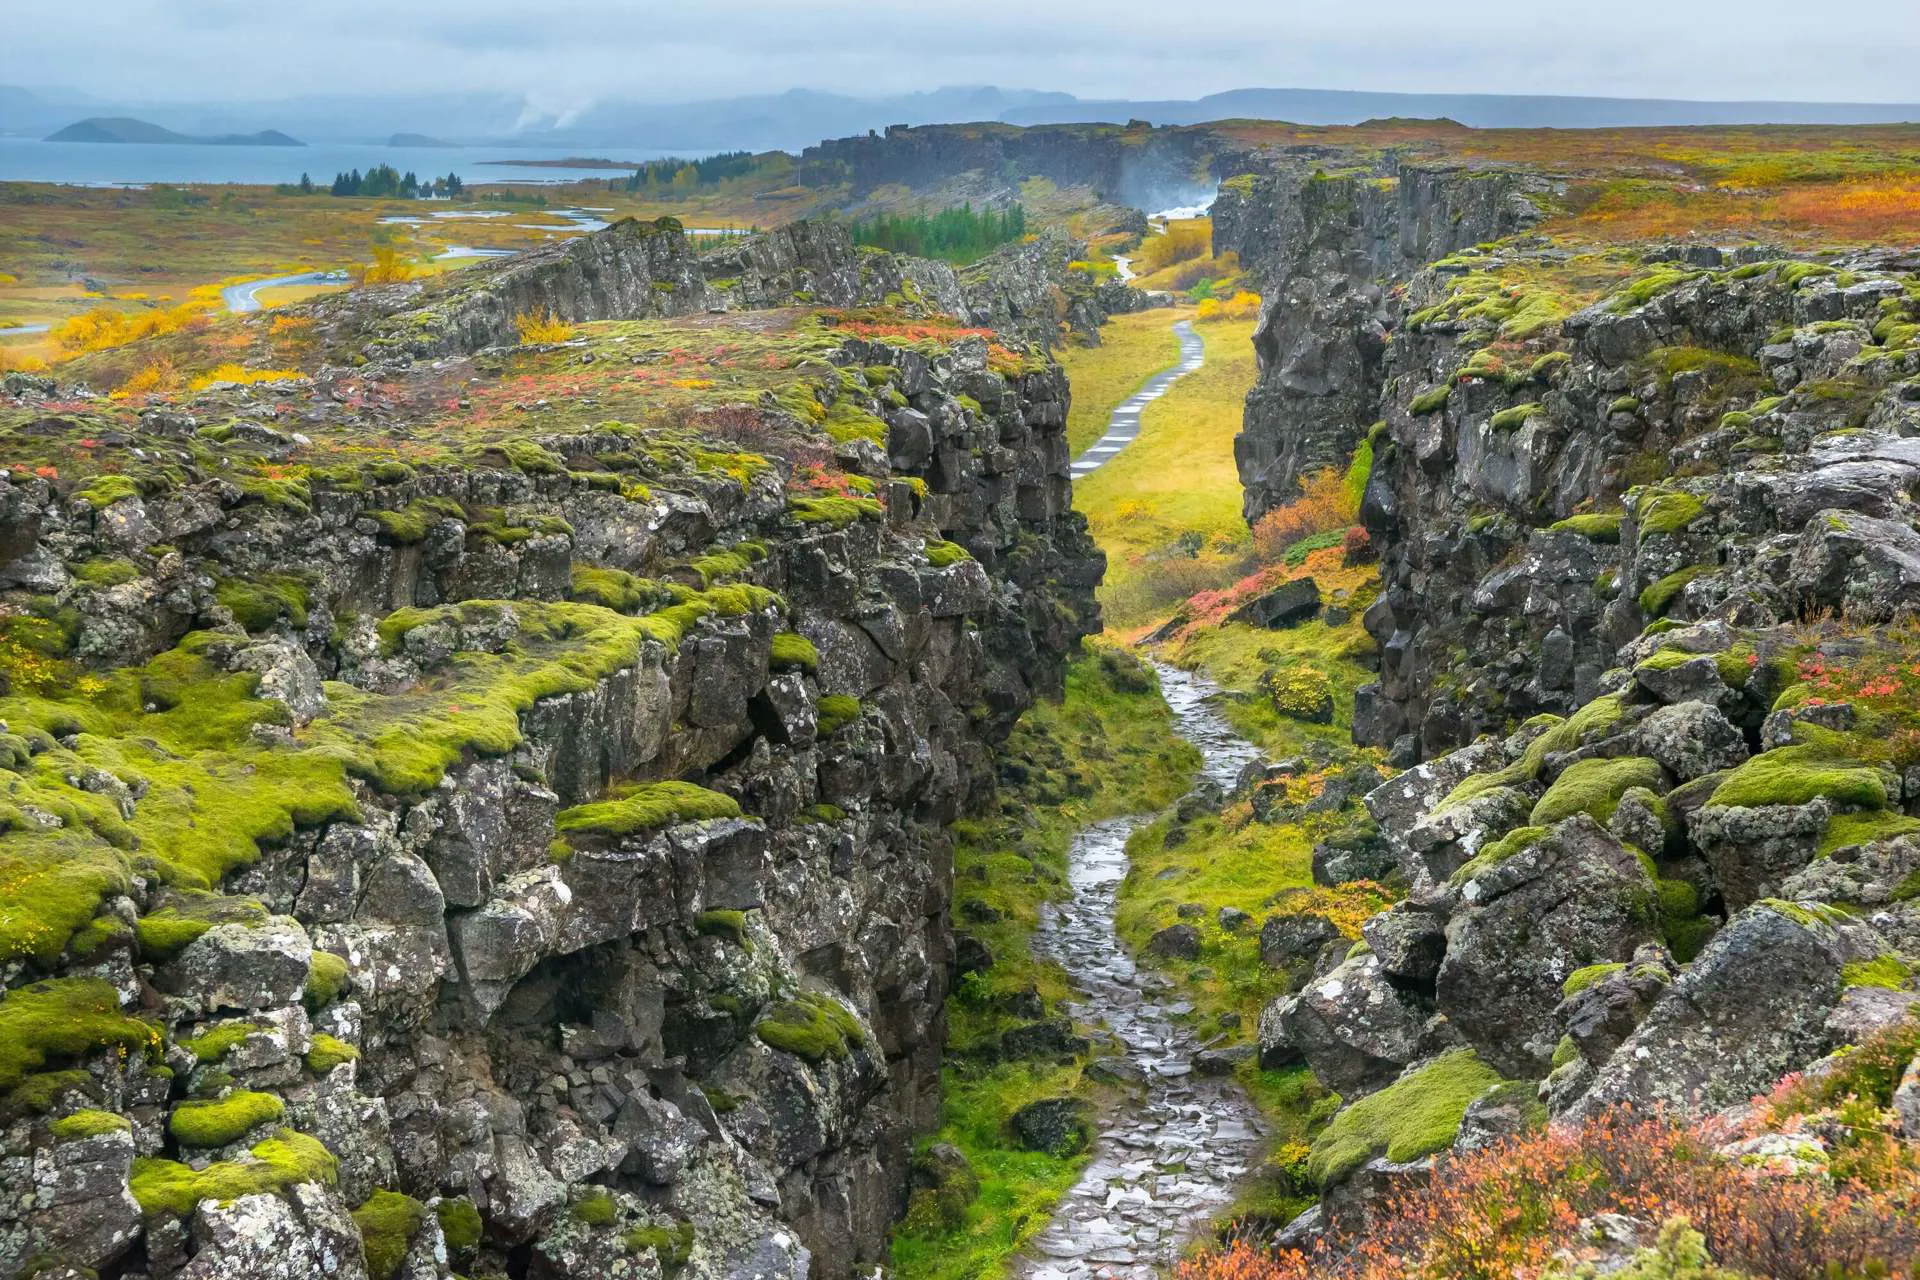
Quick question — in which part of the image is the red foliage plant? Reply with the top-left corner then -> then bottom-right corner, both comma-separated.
1179,1100 -> 1920,1280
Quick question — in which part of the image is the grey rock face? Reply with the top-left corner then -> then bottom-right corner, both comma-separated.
1635,701 -> 1749,782
161,918 -> 314,1013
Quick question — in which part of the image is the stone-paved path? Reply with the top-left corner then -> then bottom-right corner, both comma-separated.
1069,320 -> 1204,481
1011,664 -> 1267,1280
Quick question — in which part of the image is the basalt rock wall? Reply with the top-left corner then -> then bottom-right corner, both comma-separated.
0,231 -> 1100,1280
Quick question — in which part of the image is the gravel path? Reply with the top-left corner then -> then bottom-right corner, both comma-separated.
1070,321 -> 1204,481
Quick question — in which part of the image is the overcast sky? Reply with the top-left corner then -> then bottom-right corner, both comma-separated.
14,1 -> 1920,106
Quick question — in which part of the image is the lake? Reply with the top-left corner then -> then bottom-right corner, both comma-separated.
0,138 -> 709,187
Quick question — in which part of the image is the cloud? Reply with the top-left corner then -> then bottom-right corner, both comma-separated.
11,1 -> 1920,107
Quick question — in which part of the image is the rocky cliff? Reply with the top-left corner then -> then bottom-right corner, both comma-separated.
1218,155 -> 1920,1254
0,220 -> 1100,1280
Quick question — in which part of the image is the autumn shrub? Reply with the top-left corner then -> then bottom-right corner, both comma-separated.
1177,1102 -> 1920,1280
117,358 -> 181,397
361,244 -> 415,285
514,308 -> 575,344
51,300 -> 213,356
1196,290 -> 1262,324
1134,219 -> 1214,273
1252,468 -> 1359,563
0,347 -> 49,374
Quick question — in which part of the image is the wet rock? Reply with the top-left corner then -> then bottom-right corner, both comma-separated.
1217,906 -> 1253,933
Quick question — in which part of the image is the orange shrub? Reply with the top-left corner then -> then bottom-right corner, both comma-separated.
1252,468 -> 1359,562
1180,1099 -> 1920,1280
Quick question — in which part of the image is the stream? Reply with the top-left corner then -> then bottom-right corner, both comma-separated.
1011,664 -> 1268,1280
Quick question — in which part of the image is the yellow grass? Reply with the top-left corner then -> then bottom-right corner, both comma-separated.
514,309 -> 576,344
1055,309 -> 1187,456
252,283 -> 346,309
1072,316 -> 1259,629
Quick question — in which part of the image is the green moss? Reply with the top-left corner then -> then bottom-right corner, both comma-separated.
435,1197 -> 483,1252
816,694 -> 862,736
1551,1035 -> 1579,1070
136,892 -> 268,961
789,495 -> 884,527
1409,384 -> 1452,415
306,1033 -> 360,1073
572,1187 -> 617,1226
1440,694 -> 1626,812
1563,963 -> 1626,999
554,781 -> 742,844
130,1130 -> 338,1218
624,1222 -> 695,1268
1709,729 -> 1889,811
1307,1049 -> 1505,1187
1609,396 -> 1642,416
1489,402 -> 1542,432
770,632 -> 820,673
755,992 -> 867,1063
568,566 -> 668,613
1819,809 -> 1920,855
1526,351 -> 1572,383
1638,491 -> 1706,537
73,557 -> 140,588
181,1021 -> 259,1063
6,1069 -> 98,1114
305,951 -> 349,1011
925,540 -> 973,568
1531,756 -> 1665,827
1450,825 -> 1547,885
75,474 -> 144,509
50,1108 -> 131,1140
169,1090 -> 285,1147
1638,565 -> 1711,617
215,575 -> 312,632
1549,512 -> 1622,542
0,979 -> 159,1092
1655,878 -> 1698,922
695,909 -> 749,946
1614,268 -> 1703,311
354,1189 -> 428,1280
1841,955 -> 1912,991
801,803 -> 846,824
364,498 -> 464,544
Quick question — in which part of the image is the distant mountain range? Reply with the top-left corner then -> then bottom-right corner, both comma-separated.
46,116 -> 303,146
5,83 -> 1918,156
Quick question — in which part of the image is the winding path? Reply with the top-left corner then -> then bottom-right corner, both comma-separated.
1011,664 -> 1267,1280
1070,321 -> 1204,480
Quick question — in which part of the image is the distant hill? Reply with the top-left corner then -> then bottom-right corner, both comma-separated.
45,116 -> 303,146
999,87 -> 1920,130
388,131 -> 454,147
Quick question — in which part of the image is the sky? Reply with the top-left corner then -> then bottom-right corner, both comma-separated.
12,0 -> 1920,107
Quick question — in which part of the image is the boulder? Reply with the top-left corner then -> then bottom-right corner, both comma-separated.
1259,912 -> 1341,973
23,1124 -> 142,1272
181,1184 -> 368,1280
1635,701 -> 1748,782
161,917 -> 313,1013
1689,798 -> 1832,911
1257,950 -> 1441,1096
1362,903 -> 1449,986
1895,1055 -> 1920,1138
1557,945 -> 1676,1066
1146,923 -> 1202,960
1453,1081 -> 1546,1153
1570,900 -> 1888,1117
1229,577 -> 1321,629
1009,1097 -> 1093,1157
999,1019 -> 1090,1061
1437,817 -> 1660,1077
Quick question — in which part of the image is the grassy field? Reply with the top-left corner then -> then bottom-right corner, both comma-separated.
1070,316 -> 1259,632
891,647 -> 1200,1280
1054,309 -> 1187,456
